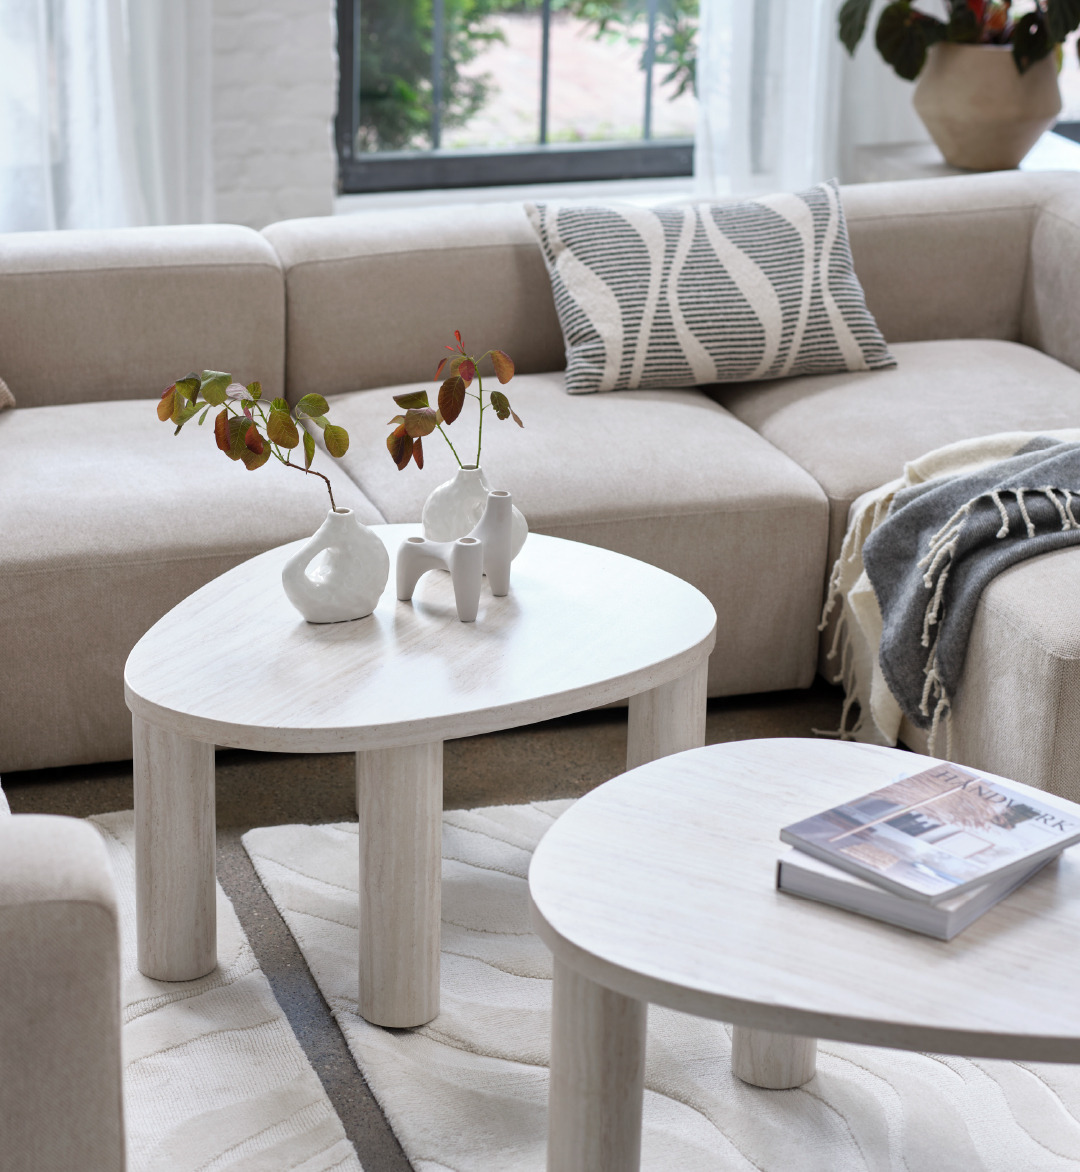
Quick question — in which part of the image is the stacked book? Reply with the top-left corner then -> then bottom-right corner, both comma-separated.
777,761 -> 1080,939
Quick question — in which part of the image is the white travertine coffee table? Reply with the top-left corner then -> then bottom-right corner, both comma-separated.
125,525 -> 716,1027
528,737 -> 1080,1172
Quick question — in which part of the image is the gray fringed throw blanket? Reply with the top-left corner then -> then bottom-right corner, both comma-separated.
821,431 -> 1080,754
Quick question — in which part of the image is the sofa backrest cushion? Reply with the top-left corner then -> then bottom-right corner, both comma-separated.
0,225 -> 285,409
842,170 -> 1057,346
263,203 -> 565,402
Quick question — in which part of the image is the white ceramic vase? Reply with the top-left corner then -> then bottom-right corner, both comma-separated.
422,465 -> 528,559
281,508 -> 390,623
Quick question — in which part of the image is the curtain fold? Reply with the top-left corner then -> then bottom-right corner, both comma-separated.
695,0 -> 930,198
0,0 -> 212,232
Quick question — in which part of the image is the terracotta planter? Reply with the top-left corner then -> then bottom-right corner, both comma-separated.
913,43 -> 1061,171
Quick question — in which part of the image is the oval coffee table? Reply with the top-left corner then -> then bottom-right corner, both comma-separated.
529,737 -> 1080,1172
125,525 -> 716,1027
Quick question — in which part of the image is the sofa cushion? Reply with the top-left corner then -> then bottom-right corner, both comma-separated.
0,401 -> 382,773
711,339 -> 1080,572
526,184 -> 894,395
0,224 -> 285,409
318,371 -> 830,698
899,547 -> 1080,801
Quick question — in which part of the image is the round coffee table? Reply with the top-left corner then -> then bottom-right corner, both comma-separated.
125,525 -> 715,1026
528,737 -> 1080,1172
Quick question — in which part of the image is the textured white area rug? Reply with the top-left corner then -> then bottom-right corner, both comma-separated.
244,802 -> 1080,1172
92,811 -> 361,1172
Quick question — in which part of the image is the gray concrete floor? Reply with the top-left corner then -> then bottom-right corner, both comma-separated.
4,679 -> 844,1171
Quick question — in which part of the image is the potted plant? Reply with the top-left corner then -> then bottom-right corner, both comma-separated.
385,331 -> 529,558
838,0 -> 1076,169
157,371 -> 390,623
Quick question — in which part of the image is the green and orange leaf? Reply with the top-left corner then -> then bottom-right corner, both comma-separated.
403,407 -> 438,437
294,393 -> 329,419
412,435 -> 424,469
489,349 -> 514,384
267,407 -> 300,448
157,384 -> 177,421
393,390 -> 430,410
387,424 -> 414,470
200,371 -> 231,406
489,390 -> 512,421
458,358 -> 476,386
303,431 -> 316,470
438,375 -> 466,425
323,423 -> 350,458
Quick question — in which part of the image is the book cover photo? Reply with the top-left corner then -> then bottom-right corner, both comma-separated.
780,762 -> 1080,903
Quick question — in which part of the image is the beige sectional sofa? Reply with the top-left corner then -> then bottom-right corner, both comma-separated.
3,171 -> 1080,798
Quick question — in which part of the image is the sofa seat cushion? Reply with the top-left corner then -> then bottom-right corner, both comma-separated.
0,401 -> 382,773
319,372 -> 830,698
711,339 -> 1080,571
899,547 -> 1080,800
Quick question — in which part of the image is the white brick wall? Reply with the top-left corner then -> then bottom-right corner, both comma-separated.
212,0 -> 337,228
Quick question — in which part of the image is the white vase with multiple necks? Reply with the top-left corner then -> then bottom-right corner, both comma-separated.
422,465 -> 528,559
281,507 -> 390,623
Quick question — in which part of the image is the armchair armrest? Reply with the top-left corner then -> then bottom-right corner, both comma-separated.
0,815 -> 125,1172
1022,176 -> 1080,374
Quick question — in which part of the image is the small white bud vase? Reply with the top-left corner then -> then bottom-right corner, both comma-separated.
422,465 -> 527,559
281,508 -> 390,623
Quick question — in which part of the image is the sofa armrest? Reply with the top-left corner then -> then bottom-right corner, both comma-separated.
1022,178 -> 1080,374
0,815 -> 125,1172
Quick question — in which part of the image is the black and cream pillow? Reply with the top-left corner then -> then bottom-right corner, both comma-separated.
526,181 -> 895,394
0,376 -> 14,412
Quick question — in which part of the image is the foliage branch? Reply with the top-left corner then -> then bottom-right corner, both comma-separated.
838,0 -> 1080,79
385,331 -> 521,471
157,372 -> 350,511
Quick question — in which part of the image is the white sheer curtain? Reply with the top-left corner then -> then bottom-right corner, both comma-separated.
0,0 -> 212,232
695,0 -> 930,197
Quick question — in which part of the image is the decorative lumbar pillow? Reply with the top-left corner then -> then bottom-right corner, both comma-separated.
526,181 -> 895,394
0,376 -> 14,411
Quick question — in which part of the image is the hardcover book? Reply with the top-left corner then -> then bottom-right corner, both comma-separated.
776,848 -> 1055,939
780,762 -> 1080,904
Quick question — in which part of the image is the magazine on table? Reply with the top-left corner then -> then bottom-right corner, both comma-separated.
776,848 -> 1056,940
779,762 -> 1080,905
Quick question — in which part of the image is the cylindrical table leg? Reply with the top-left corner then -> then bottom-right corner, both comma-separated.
547,958 -> 647,1172
356,741 -> 443,1027
627,661 -> 708,770
731,1026 -> 817,1089
134,715 -> 216,981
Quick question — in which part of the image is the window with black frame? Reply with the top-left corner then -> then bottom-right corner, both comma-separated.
336,0 -> 698,193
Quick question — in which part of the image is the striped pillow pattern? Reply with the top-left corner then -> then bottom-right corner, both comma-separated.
526,182 -> 894,395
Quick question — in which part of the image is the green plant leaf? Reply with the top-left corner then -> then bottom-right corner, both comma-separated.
239,436 -> 272,470
267,407 -> 300,448
1046,0 -> 1080,44
1014,6 -> 1052,70
838,0 -> 874,54
270,397 -> 290,413
875,1 -> 944,80
393,389 -> 431,410
489,390 -> 512,420
200,371 -> 231,405
488,349 -> 514,384
323,423 -> 350,458
295,393 -> 330,418
310,414 -> 329,430
303,430 -> 316,470
246,380 -> 262,401
172,400 -> 202,433
197,405 -> 211,425
404,407 -> 438,437
438,375 -> 466,425
157,384 -> 176,422
175,375 -> 200,403
214,409 -> 230,453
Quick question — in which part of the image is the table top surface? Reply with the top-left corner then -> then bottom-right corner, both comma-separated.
528,738 -> 1080,1061
124,525 -> 716,752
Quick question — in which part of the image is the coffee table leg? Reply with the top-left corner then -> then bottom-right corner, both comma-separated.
547,958 -> 647,1172
134,715 -> 216,981
627,661 -> 708,770
356,741 -> 443,1028
731,1026 -> 817,1089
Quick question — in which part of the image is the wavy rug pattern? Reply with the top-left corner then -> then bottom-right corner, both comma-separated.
244,801 -> 1080,1172
93,811 -> 361,1171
